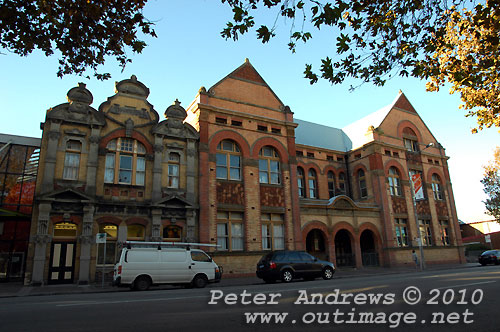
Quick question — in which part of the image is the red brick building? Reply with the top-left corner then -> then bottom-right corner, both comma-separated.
186,60 -> 464,274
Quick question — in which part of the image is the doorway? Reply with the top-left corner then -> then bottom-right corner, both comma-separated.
48,242 -> 76,284
334,229 -> 355,267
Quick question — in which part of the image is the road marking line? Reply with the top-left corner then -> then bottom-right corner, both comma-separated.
434,280 -> 496,290
55,295 -> 208,307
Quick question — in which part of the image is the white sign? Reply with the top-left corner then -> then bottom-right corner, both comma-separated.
96,233 -> 107,244
485,235 -> 491,243
411,173 -> 425,200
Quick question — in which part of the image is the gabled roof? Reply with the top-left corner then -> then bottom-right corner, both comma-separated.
153,194 -> 194,208
209,59 -> 285,108
40,188 -> 94,201
294,119 -> 352,152
342,91 -> 417,149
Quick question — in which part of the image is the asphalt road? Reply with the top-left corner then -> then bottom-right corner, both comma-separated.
1,265 -> 499,332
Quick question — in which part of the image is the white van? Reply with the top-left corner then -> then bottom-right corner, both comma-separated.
113,244 -> 222,290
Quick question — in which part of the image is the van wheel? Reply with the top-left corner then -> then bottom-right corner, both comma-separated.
281,269 -> 293,283
133,276 -> 151,291
192,275 -> 208,288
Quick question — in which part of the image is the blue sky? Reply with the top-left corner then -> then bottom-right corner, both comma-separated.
0,1 -> 497,222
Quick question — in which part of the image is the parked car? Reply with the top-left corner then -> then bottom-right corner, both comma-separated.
478,250 -> 500,266
113,244 -> 222,290
256,250 -> 335,283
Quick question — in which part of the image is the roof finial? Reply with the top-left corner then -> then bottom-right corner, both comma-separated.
245,58 -> 250,63
398,89 -> 403,94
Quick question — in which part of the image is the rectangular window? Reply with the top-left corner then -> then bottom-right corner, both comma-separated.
63,153 -> 80,180
136,157 -> 145,186
385,150 -> 391,156
104,154 -> 115,183
216,153 -> 227,179
307,152 -> 314,158
168,164 -> 179,188
271,127 -> 281,134
296,151 -> 303,157
259,159 -> 269,183
337,156 -> 344,162
404,138 -> 419,152
118,155 -> 132,184
217,223 -> 229,250
327,155 -> 334,161
440,220 -> 450,246
261,214 -> 284,250
418,219 -> 433,246
229,155 -> 241,180
217,211 -> 244,251
394,218 -> 408,247
216,117 -> 227,124
231,120 -> 242,127
257,125 -> 267,132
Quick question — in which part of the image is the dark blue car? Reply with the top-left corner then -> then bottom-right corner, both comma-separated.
256,250 -> 335,283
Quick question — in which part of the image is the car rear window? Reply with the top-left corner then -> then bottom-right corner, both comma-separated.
482,250 -> 496,255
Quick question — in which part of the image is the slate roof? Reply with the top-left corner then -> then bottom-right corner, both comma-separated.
294,119 -> 352,152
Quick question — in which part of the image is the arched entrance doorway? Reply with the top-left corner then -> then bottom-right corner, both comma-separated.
360,230 -> 379,266
334,229 -> 355,267
306,229 -> 327,261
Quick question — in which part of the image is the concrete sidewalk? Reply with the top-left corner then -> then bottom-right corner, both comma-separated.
0,263 -> 481,298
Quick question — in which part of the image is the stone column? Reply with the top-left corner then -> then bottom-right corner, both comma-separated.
186,209 -> 197,242
85,130 -> 101,196
151,208 -> 162,242
41,123 -> 61,193
78,205 -> 94,285
186,139 -> 197,203
152,136 -> 164,202
31,203 -> 52,285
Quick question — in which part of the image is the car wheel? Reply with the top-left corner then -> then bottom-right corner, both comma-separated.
322,267 -> 334,280
281,269 -> 293,283
192,275 -> 208,288
133,276 -> 151,291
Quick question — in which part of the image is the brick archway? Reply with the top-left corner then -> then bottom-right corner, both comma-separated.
358,222 -> 384,266
302,221 -> 331,261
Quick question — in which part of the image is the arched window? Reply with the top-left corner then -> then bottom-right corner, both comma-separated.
168,153 -> 180,188
308,169 -> 318,199
297,167 -> 305,197
327,171 -> 336,198
358,169 -> 367,198
432,174 -> 444,200
259,146 -> 281,184
216,140 -> 241,180
127,224 -> 145,240
104,138 -> 146,185
388,167 -> 402,196
97,223 -> 118,265
63,140 -> 81,180
338,172 -> 346,195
